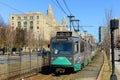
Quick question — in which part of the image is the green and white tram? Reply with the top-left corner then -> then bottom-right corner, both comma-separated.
49,31 -> 94,73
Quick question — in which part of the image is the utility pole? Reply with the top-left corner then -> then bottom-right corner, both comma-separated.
84,30 -> 87,64
110,19 -> 119,80
84,30 -> 87,41
71,19 -> 80,32
67,15 -> 74,30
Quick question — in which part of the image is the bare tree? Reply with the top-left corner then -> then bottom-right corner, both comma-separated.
102,9 -> 112,70
27,31 -> 36,52
0,14 -> 6,51
103,9 -> 112,51
39,33 -> 44,50
0,14 -> 5,26
0,27 -> 5,48
0,26 -> 7,54
5,26 -> 16,53
13,28 -> 27,52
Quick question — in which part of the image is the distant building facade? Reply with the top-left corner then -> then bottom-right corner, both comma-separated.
81,34 -> 95,44
9,5 -> 67,47
114,18 -> 120,43
99,26 -> 106,42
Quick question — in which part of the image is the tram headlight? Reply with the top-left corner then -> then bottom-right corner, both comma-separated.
68,57 -> 72,61
51,57 -> 55,61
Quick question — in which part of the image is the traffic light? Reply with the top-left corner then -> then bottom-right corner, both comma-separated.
110,19 -> 119,30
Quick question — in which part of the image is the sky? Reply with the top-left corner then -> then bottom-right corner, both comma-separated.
0,0 -> 120,41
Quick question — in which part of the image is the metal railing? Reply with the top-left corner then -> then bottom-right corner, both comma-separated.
0,51 -> 49,80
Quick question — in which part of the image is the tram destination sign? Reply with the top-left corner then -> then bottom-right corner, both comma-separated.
56,31 -> 72,37
56,38 -> 68,41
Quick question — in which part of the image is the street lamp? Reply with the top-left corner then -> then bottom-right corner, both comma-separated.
110,19 -> 119,80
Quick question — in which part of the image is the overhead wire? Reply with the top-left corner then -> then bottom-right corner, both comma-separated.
51,0 -> 61,11
0,1 -> 24,13
63,0 -> 72,15
72,21 -> 75,30
80,25 -> 86,32
55,0 -> 68,16
63,0 -> 78,31
52,0 -> 81,32
72,20 -> 76,31
63,0 -> 81,32
63,0 -> 77,31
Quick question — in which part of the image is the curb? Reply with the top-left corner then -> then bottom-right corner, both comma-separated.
97,52 -> 104,80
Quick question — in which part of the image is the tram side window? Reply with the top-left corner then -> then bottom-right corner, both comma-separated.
74,42 -> 79,53
80,41 -> 84,52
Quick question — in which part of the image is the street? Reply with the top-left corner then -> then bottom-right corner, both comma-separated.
0,53 -> 42,64
114,49 -> 120,74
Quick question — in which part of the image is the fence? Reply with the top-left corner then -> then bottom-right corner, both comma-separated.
0,51 -> 49,80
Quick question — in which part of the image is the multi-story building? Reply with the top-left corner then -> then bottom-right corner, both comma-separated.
114,18 -> 120,43
9,5 -> 67,48
81,34 -> 95,44
99,26 -> 106,42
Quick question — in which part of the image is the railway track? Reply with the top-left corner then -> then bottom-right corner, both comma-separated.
25,51 -> 103,80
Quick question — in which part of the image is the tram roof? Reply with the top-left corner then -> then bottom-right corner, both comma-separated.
56,31 -> 80,38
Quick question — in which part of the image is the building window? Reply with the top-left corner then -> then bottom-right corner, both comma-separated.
12,26 -> 14,29
30,21 -> 33,30
24,28 -> 27,31
74,42 -> 79,53
18,16 -> 21,20
37,16 -> 39,19
12,17 -> 14,20
24,16 -> 27,20
30,26 -> 33,30
30,16 -> 33,20
37,21 -> 39,24
24,21 -> 27,27
30,21 -> 33,26
12,23 -> 14,25
18,22 -> 21,27
37,26 -> 39,29
80,41 -> 85,52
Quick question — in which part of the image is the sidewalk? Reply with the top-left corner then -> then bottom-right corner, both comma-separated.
98,51 -> 120,80
73,51 -> 104,80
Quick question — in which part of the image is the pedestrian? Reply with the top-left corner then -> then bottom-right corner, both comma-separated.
42,48 -> 47,58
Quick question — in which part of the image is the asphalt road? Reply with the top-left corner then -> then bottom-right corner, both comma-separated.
114,49 -> 120,74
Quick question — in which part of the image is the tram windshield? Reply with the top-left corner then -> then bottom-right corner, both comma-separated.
51,42 -> 72,54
